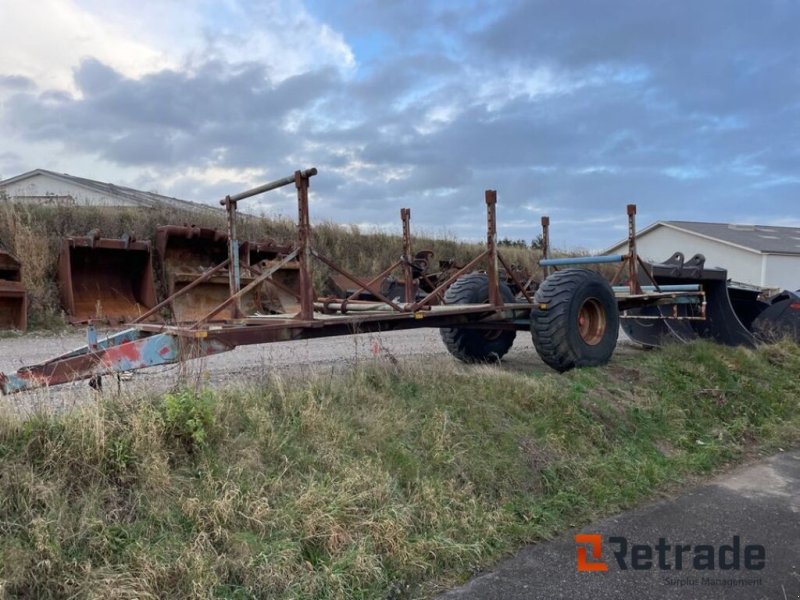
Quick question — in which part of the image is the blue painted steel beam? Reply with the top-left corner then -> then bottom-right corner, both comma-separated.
539,255 -> 625,267
612,284 -> 702,292
36,328 -> 146,364
672,296 -> 702,304
1,332 -> 232,395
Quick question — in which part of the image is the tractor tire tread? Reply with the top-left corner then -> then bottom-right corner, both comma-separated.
440,273 -> 516,363
530,269 -> 619,372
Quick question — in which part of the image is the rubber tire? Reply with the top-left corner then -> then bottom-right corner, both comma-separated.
440,273 -> 516,363
530,269 -> 619,372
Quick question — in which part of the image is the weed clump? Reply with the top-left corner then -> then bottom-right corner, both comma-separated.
161,387 -> 216,452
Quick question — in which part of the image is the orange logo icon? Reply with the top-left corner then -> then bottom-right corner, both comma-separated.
576,534 -> 608,572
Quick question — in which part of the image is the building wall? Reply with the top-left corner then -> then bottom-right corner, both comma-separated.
763,254 -> 800,291
612,225 -> 765,286
0,174 -> 139,207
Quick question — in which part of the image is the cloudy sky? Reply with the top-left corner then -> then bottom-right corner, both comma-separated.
1,0 -> 798,249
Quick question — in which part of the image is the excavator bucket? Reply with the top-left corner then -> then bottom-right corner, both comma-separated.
156,226 -> 237,323
622,253 -> 760,347
0,248 -> 26,330
156,226 -> 293,322
58,232 -> 158,324
751,290 -> 800,342
249,240 -> 301,314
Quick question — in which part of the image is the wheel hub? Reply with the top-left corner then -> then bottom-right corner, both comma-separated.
577,298 -> 607,345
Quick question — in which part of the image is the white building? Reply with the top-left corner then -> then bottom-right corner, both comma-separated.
0,168 -> 219,214
605,221 -> 800,291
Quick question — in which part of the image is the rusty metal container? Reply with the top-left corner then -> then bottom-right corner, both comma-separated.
155,226 -> 251,322
0,248 -> 26,330
58,231 -> 157,324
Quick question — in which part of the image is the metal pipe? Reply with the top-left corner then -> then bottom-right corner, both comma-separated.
219,168 -> 318,205
637,254 -> 662,292
313,302 -> 394,313
224,195 -> 242,318
401,208 -> 414,305
619,314 -> 706,321
612,284 -> 701,293
485,190 -> 501,307
420,273 -> 445,304
539,255 -> 625,267
541,216 -> 550,280
609,258 -> 627,286
296,171 -> 315,320
627,204 -> 641,294
242,262 -> 302,300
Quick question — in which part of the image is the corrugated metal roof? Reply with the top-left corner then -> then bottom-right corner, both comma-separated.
665,221 -> 800,255
0,169 -> 221,214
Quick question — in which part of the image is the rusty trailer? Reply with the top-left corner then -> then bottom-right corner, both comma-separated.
0,247 -> 26,331
0,168 -> 714,395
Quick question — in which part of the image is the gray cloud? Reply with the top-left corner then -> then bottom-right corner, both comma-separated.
2,1 -> 799,248
4,59 -> 339,167
0,75 -> 35,91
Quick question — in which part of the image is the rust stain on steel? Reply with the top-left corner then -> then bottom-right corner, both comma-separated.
0,247 -> 26,330
57,231 -> 157,324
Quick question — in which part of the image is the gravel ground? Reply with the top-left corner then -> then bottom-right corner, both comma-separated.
0,326 -> 638,411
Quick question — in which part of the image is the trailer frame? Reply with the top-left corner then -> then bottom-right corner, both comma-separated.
0,169 -> 705,395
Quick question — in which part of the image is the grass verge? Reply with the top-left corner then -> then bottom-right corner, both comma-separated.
1,340 -> 799,598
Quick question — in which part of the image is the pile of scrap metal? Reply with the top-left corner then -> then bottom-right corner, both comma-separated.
621,252 -> 800,346
0,246 -> 26,330
326,249 -> 536,306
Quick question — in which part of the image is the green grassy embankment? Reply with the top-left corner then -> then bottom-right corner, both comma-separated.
1,340 -> 799,598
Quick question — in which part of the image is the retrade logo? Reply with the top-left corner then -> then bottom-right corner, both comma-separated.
575,535 -> 765,572
575,534 -> 608,571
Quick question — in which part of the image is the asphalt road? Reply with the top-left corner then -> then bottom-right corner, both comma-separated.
439,449 -> 800,600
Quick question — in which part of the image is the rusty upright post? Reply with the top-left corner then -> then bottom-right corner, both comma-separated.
485,190 -> 501,307
540,215 -> 550,281
627,204 -> 641,294
224,195 -> 242,318
296,171 -> 315,320
401,208 -> 414,306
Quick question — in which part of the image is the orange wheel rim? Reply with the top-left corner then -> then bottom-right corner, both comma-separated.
577,298 -> 606,346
